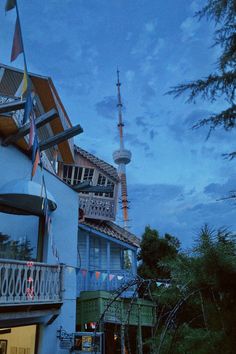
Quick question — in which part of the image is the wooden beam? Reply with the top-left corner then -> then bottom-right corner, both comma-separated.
39,124 -> 83,151
73,184 -> 114,193
0,99 -> 26,114
2,108 -> 58,146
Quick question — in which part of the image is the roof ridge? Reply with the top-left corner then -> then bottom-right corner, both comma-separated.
74,145 -> 119,181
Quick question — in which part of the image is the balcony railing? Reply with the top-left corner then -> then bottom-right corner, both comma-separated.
0,259 -> 63,305
79,195 -> 116,221
77,269 -> 136,296
77,291 -> 156,327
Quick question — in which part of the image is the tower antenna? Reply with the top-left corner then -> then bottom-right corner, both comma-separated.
113,69 -> 131,230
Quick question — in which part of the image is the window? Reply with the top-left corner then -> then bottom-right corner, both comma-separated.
63,165 -> 94,185
89,237 -> 100,270
73,167 -> 83,184
0,214 -> 39,261
83,168 -> 94,181
63,165 -> 73,185
105,180 -> 114,198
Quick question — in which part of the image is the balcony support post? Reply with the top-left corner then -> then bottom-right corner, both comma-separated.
132,249 -> 137,276
106,241 -> 110,291
85,233 -> 90,291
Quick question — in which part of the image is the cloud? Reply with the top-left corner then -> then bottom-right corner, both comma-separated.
125,133 -> 150,152
95,96 -> 117,119
145,20 -> 158,33
125,70 -> 135,82
180,16 -> 200,42
128,182 -> 236,247
135,115 -> 158,140
204,177 -> 236,199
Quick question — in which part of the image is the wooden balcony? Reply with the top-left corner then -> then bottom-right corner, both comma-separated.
79,195 -> 116,221
77,291 -> 156,327
0,259 -> 63,306
77,269 -> 136,297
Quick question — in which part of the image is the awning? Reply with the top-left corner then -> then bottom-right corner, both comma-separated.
0,179 -> 57,216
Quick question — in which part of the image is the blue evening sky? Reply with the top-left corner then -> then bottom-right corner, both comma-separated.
1,0 -> 236,247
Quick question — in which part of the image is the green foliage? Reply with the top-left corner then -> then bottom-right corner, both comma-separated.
168,0 -> 236,152
137,226 -> 180,280
148,225 -> 236,354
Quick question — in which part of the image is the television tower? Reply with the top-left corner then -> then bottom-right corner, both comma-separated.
113,70 -> 132,229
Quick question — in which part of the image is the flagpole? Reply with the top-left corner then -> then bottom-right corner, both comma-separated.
15,0 -> 28,73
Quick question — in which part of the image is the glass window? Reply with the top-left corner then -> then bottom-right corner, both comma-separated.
73,167 -> 83,184
122,249 -> 132,270
83,168 -> 94,181
89,237 -> 100,270
63,165 -> 73,185
0,214 -> 39,261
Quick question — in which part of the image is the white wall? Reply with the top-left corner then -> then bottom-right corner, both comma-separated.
0,142 -> 78,354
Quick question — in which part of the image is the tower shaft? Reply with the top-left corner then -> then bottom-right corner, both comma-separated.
113,70 -> 131,229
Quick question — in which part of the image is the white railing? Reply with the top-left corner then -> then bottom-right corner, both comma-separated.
79,195 -> 116,221
0,259 -> 63,305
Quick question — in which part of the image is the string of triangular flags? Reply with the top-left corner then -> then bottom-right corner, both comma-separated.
5,0 -> 60,263
80,269 -> 126,282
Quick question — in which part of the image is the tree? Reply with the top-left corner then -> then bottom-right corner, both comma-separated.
168,0 -> 236,158
138,226 -> 180,280
149,225 -> 236,354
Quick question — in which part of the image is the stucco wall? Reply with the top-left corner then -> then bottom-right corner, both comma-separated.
0,142 -> 78,354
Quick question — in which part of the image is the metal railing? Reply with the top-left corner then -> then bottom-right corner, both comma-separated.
0,258 -> 63,305
79,195 -> 116,221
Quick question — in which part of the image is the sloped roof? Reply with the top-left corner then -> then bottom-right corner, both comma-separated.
74,145 -> 119,182
80,218 -> 140,248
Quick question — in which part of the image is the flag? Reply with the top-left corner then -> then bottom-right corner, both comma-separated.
81,269 -> 87,278
101,273 -> 107,282
42,179 -> 51,237
21,66 -> 28,96
95,271 -> 101,280
5,0 -> 16,11
109,274 -> 115,281
31,116 -> 40,179
117,275 -> 123,281
11,15 -> 23,62
23,90 -> 33,125
28,111 -> 35,150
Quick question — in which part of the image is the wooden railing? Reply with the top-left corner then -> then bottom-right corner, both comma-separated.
0,259 -> 63,305
77,269 -> 136,296
79,195 -> 116,221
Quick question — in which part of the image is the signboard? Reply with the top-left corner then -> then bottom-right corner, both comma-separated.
60,338 -> 72,349
82,336 -> 92,351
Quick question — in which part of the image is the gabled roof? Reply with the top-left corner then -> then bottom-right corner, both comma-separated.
74,145 -> 119,182
80,218 -> 140,248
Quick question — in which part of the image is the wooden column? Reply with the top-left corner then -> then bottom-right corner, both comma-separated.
137,305 -> 143,354
107,241 -> 111,291
85,233 -> 90,291
132,249 -> 137,276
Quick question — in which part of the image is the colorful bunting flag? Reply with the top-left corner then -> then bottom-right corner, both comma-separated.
31,127 -> 40,179
101,273 -> 107,282
109,274 -> 115,281
23,90 -> 33,125
117,275 -> 123,281
81,269 -> 87,278
11,15 -> 23,62
5,0 -> 16,11
95,271 -> 101,280
42,176 -> 51,237
21,66 -> 28,96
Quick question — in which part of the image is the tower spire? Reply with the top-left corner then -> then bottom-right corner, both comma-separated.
113,70 -> 132,230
